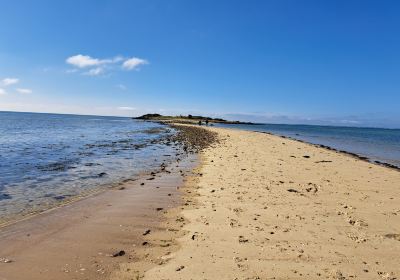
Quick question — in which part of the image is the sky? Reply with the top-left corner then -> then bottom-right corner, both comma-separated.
0,0 -> 399,128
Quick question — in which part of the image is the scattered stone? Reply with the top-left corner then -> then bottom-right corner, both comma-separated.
111,250 -> 125,257
176,265 -> 185,271
0,258 -> 12,263
239,236 -> 249,243
383,233 -> 400,241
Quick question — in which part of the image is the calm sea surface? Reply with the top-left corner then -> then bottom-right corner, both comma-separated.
0,111 -> 181,221
216,123 -> 400,168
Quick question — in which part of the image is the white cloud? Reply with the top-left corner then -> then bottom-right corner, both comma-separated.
0,88 -> 7,95
16,88 -> 33,94
66,54 -> 148,76
66,55 -> 105,68
84,67 -> 104,76
2,78 -> 19,86
117,106 -> 136,111
122,57 -> 148,70
66,55 -> 125,68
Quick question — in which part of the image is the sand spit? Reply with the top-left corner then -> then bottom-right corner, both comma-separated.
139,125 -> 400,280
1,125 -> 399,280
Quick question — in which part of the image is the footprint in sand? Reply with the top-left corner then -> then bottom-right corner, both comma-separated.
234,257 -> 249,271
347,232 -> 367,243
347,217 -> 368,227
383,233 -> 400,241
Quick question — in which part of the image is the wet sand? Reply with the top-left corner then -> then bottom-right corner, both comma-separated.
0,154 -> 197,280
141,126 -> 400,280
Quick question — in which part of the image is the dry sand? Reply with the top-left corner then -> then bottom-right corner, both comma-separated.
138,126 -> 400,280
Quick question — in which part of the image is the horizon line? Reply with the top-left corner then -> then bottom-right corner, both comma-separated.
1,110 -> 399,130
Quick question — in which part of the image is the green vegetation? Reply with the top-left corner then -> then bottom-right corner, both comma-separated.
134,114 -> 255,125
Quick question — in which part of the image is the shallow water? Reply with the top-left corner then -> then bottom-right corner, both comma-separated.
215,123 -> 400,168
0,111 -> 181,221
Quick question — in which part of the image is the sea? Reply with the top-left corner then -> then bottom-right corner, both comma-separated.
0,111 -> 182,222
215,123 -> 400,168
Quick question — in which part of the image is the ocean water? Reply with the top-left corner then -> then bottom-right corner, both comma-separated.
215,123 -> 400,168
0,111 -> 181,221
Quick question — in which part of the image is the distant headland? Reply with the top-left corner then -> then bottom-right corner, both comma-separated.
134,114 -> 256,125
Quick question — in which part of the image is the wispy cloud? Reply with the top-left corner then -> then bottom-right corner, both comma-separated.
117,106 -> 136,111
1,78 -> 19,86
16,88 -> 33,94
84,67 -> 104,76
116,84 -> 127,90
1,77 -> 33,95
66,54 -> 148,76
122,57 -> 148,70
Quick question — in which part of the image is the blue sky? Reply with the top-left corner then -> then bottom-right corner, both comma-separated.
0,0 -> 399,127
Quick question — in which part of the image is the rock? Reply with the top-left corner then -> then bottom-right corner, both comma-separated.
0,258 -> 12,263
238,236 -> 249,243
176,265 -> 185,271
112,250 -> 125,257
383,233 -> 400,241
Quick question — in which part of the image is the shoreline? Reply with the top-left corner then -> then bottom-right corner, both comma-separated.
0,168 -> 171,228
256,130 -> 400,171
0,123 -> 217,227
0,150 -> 198,280
210,124 -> 400,171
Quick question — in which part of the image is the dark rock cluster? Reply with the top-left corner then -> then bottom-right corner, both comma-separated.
166,125 -> 219,154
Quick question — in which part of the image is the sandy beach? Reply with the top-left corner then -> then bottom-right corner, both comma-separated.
1,125 -> 399,280
140,125 -> 400,279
